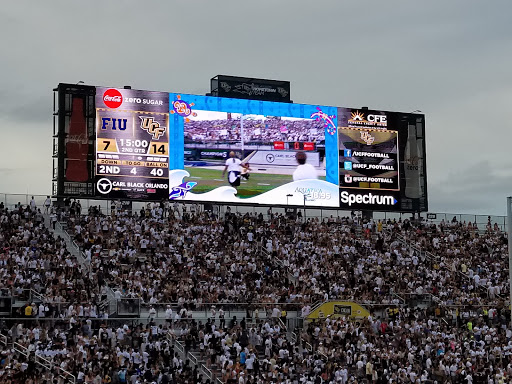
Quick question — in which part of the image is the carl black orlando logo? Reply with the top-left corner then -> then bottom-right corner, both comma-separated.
97,178 -> 113,194
266,154 -> 275,163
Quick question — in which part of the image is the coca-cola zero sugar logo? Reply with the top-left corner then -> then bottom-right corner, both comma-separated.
103,89 -> 123,109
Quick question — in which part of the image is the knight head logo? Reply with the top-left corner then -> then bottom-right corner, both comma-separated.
360,131 -> 375,145
139,116 -> 166,140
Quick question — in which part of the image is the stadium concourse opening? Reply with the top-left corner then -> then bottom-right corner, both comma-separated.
0,194 -> 510,383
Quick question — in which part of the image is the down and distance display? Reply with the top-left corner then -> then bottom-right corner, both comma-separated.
95,87 -> 170,200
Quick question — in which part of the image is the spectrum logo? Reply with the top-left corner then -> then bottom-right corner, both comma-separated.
340,191 -> 397,206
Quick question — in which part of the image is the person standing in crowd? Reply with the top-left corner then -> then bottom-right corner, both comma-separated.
29,196 -> 36,211
43,196 -> 51,213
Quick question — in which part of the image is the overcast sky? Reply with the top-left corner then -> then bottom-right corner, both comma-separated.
1,1 -> 511,215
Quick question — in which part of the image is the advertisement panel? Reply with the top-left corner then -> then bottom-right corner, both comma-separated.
306,301 -> 370,320
65,96 -> 90,183
53,84 -> 96,198
95,87 -> 170,200
167,93 -> 339,207
211,75 -> 291,103
338,108 -> 427,211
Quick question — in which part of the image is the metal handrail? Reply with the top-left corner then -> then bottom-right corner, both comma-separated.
391,292 -> 406,304
14,343 -> 76,384
29,289 -> 45,303
201,362 -> 225,384
167,330 -> 223,384
277,317 -> 287,331
174,339 -> 185,354
13,341 -> 29,357
188,352 -> 197,365
34,353 -> 76,383
308,300 -> 323,314
201,364 -> 214,381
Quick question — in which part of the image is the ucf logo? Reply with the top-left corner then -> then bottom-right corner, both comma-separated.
139,116 -> 166,140
360,131 -> 375,145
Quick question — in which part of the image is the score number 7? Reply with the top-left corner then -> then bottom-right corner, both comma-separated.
97,139 -> 115,153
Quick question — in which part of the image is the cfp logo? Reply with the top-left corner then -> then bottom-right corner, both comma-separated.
360,131 -> 375,145
139,117 -> 166,140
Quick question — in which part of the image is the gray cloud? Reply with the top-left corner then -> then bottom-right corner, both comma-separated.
0,0 -> 511,214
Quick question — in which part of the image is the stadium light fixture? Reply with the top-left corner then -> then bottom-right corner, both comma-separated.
286,194 -> 293,205
76,81 -> 84,85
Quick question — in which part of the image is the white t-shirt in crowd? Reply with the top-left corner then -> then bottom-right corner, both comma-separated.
293,163 -> 318,181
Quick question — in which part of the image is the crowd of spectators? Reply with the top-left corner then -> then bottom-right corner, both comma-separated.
3,319 -> 202,383
0,202 -> 106,319
0,197 -> 511,383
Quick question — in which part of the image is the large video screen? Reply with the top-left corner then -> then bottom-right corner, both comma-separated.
167,93 -> 339,207
84,85 -> 427,212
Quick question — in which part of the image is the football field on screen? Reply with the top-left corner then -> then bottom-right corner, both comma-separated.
184,167 -> 294,198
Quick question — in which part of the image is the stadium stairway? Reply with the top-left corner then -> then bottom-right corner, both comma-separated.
43,214 -> 118,317
0,333 -> 76,383
45,215 -> 91,273
391,230 -> 503,303
258,242 -> 298,286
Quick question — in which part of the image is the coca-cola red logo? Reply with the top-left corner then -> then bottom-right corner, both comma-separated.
103,89 -> 123,109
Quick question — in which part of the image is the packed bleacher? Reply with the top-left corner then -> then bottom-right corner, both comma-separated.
0,197 -> 510,383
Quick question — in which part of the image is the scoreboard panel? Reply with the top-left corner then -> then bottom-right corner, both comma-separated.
95,88 -> 170,200
50,83 -> 427,211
